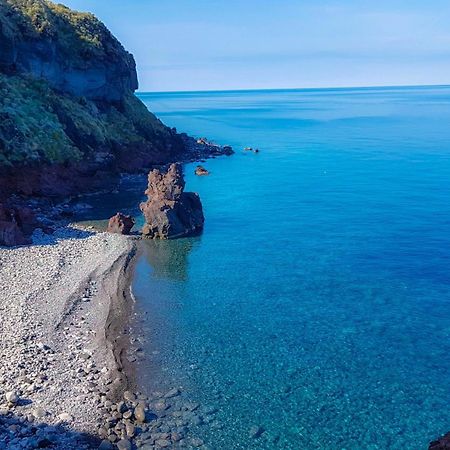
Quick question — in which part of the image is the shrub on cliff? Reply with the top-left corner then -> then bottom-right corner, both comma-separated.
0,0 -> 185,199
0,0 -> 122,64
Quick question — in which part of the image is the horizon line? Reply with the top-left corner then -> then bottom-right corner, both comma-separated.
137,83 -> 450,95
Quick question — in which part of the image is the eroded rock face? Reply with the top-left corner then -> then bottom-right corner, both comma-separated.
0,204 -> 37,246
430,433 -> 450,450
0,0 -> 137,101
107,213 -> 135,235
140,164 -> 204,239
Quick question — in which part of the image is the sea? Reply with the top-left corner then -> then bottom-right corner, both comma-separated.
78,86 -> 450,449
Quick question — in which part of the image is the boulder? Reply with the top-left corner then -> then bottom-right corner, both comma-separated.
140,164 -> 204,239
430,433 -> 450,449
107,213 -> 135,235
195,165 -> 209,176
0,204 -> 37,247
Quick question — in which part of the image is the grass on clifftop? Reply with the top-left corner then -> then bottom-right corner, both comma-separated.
0,0 -> 124,63
0,74 -> 82,166
0,74 -> 172,167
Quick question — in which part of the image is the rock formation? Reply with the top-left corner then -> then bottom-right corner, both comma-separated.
195,165 -> 210,176
0,204 -> 37,246
107,213 -> 135,235
430,433 -> 450,450
140,164 -> 204,239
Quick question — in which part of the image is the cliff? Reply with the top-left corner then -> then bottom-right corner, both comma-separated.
0,0 -> 137,100
0,0 -> 189,199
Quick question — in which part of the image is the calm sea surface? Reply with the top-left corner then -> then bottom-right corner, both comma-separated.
87,87 -> 450,449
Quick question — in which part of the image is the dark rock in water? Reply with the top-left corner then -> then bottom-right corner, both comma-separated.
195,165 -> 210,176
0,204 -> 37,246
249,425 -> 265,439
140,164 -> 204,239
133,404 -> 146,423
107,213 -> 135,235
430,432 -> 450,449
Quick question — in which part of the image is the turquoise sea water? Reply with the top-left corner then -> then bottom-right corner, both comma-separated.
120,87 -> 450,449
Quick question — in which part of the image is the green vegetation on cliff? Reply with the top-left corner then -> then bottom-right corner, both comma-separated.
0,0 -> 120,63
0,74 -> 81,165
0,0 -> 183,182
0,72 -> 171,166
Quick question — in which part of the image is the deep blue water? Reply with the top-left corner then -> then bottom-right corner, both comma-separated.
129,87 -> 450,449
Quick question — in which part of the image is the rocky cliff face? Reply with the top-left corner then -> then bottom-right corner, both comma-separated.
0,0 -> 137,101
0,0 -> 188,201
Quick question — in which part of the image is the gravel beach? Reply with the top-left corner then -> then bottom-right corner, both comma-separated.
0,227 -> 135,449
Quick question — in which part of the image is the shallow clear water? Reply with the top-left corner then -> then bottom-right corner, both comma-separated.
130,87 -> 450,449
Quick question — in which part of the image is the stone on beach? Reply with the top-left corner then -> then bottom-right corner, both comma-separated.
5,391 -> 19,404
116,439 -> 132,450
140,163 -> 204,239
134,404 -> 146,423
32,407 -> 47,418
107,213 -> 135,235
58,412 -> 73,422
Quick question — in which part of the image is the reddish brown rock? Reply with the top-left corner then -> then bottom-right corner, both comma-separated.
195,165 -> 209,176
0,204 -> 37,247
140,164 -> 204,239
107,213 -> 135,235
430,433 -> 450,449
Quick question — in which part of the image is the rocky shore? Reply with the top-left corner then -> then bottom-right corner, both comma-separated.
0,226 -> 220,450
0,227 -> 136,449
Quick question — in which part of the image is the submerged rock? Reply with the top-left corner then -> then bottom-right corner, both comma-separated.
249,425 -> 265,439
140,163 -> 204,239
107,213 -> 135,235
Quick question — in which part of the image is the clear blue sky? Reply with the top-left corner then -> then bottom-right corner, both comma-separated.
63,0 -> 450,92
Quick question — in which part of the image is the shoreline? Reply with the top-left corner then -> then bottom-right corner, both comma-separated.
0,226 -> 139,449
104,242 -> 139,401
0,227 -> 210,450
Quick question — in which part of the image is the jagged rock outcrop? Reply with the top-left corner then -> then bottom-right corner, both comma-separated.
430,433 -> 450,450
195,165 -> 209,176
140,164 -> 204,239
0,203 -> 37,246
107,212 -> 135,235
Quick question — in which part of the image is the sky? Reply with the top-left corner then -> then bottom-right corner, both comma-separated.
63,0 -> 450,92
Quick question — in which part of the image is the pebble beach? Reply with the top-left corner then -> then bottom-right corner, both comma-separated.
0,227 -> 135,449
0,227 -> 217,450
